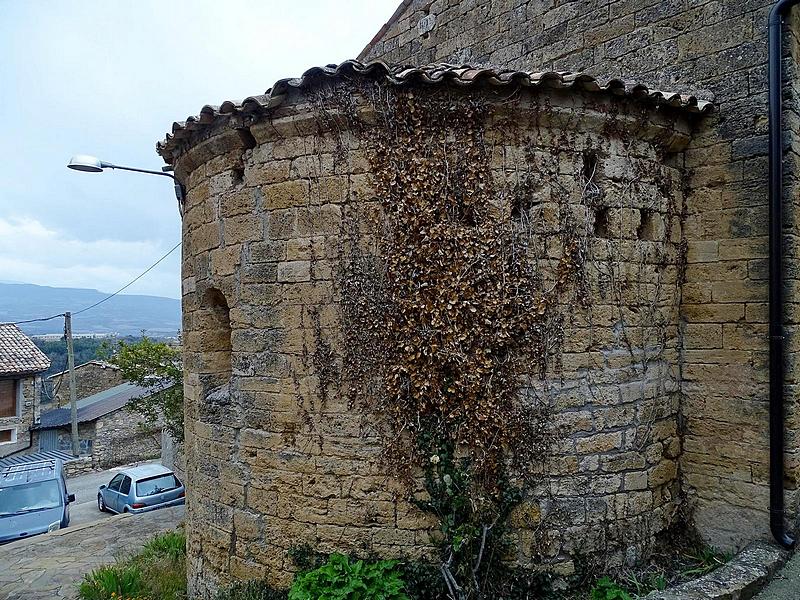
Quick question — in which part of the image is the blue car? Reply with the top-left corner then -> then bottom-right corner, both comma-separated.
98,463 -> 184,514
0,459 -> 75,544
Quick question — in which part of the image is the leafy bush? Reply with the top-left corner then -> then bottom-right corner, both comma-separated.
590,576 -> 632,600
397,562 -> 447,600
288,554 -> 409,600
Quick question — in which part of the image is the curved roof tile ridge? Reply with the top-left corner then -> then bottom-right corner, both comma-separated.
157,59 -> 713,163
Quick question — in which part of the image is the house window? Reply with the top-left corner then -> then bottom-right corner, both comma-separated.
0,380 -> 17,418
0,428 -> 16,444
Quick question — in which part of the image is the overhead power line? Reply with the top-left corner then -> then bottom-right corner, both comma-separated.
3,241 -> 182,326
12,313 -> 66,325
72,241 -> 182,316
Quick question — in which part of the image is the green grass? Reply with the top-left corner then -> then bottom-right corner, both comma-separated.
77,529 -> 187,600
678,546 -> 732,579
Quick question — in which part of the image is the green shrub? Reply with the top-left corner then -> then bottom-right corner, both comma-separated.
78,564 -> 144,600
288,554 -> 409,600
590,576 -> 632,600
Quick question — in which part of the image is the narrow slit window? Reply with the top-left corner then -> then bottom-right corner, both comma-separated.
637,209 -> 658,241
583,151 -> 599,181
199,288 -> 232,386
594,206 -> 610,238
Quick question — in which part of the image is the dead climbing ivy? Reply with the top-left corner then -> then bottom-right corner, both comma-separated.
298,77 -> 689,597
332,87 -> 594,486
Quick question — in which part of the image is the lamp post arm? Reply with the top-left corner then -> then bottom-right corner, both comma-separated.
105,163 -> 175,180
106,163 -> 186,216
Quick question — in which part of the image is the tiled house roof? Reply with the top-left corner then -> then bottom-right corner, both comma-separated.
0,324 -> 50,376
37,382 -> 149,429
46,360 -> 119,380
156,60 -> 713,164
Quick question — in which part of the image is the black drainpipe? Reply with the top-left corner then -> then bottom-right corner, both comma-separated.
769,0 -> 799,549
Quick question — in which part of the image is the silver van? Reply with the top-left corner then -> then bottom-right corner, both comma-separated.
0,459 -> 75,544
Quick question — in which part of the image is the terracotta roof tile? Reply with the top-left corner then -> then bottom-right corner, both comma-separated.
0,324 -> 51,376
156,60 -> 714,164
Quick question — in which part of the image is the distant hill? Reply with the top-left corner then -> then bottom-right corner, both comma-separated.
0,283 -> 181,336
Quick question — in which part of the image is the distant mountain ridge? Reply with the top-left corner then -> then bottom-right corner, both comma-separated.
0,283 -> 181,336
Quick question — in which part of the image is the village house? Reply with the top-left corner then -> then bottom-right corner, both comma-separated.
0,324 -> 50,459
35,382 -> 163,471
156,0 -> 800,595
44,359 -> 123,408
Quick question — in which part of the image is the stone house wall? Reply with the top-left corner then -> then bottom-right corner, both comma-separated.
0,376 -> 40,458
52,422 -> 96,456
93,408 -> 161,469
160,431 -> 186,483
168,70 -> 705,595
47,362 -> 124,408
43,408 -> 161,469
361,0 -> 800,551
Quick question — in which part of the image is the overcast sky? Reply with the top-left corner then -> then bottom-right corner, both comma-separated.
0,0 -> 398,299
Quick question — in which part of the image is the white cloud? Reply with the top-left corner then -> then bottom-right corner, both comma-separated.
0,217 -> 180,298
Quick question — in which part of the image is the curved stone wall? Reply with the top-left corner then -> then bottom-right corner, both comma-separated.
167,66 -> 701,597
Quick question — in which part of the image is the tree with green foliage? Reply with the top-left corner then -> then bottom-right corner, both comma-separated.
34,337 -> 108,377
102,336 -> 184,441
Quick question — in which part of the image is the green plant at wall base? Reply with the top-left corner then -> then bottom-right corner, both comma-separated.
624,571 -> 667,596
288,554 -> 409,600
679,546 -> 731,578
139,530 -> 186,562
78,565 -> 145,600
412,428 -> 529,598
590,577 -> 633,600
213,580 -> 287,600
77,529 -> 186,600
101,335 -> 184,441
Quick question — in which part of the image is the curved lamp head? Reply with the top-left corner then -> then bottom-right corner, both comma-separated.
67,155 -> 108,173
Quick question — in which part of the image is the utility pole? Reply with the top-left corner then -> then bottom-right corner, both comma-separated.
65,312 -> 79,457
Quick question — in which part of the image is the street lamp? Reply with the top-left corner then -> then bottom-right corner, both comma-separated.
67,155 -> 185,215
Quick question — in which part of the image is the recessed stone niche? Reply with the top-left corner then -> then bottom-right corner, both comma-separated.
157,61 -> 709,597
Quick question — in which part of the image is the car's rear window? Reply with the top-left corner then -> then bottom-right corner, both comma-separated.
136,474 -> 180,497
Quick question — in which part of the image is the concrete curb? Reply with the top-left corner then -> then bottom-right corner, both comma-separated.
643,542 -> 790,600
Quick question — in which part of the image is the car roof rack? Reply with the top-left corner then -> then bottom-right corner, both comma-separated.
0,460 -> 60,483
1,459 -> 58,471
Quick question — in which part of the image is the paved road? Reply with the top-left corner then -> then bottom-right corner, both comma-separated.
0,504 -> 185,600
66,460 -> 159,526
754,550 -> 800,599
